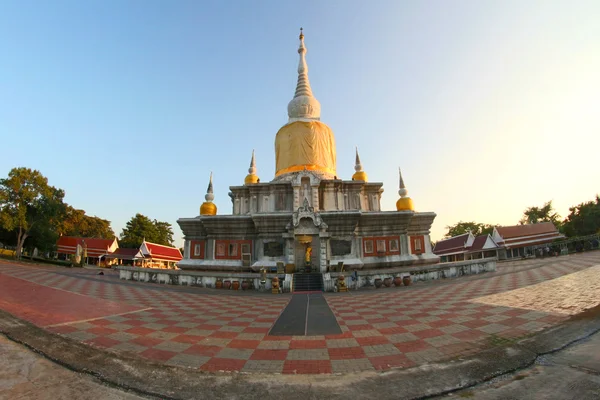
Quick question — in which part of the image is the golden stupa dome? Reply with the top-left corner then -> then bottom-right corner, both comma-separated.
200,173 -> 217,216
200,202 -> 217,216
274,29 -> 337,179
244,150 -> 260,184
275,121 -> 336,177
396,168 -> 414,211
351,147 -> 368,182
396,197 -> 414,211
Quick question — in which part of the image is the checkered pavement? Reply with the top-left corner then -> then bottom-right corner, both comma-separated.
1,252 -> 599,374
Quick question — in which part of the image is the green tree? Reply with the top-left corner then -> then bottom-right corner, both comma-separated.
120,214 -> 174,248
520,200 -> 561,226
562,196 -> 600,237
0,168 -> 65,259
445,221 -> 496,238
59,206 -> 114,238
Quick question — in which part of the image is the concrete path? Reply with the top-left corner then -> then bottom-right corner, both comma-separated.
0,335 -> 145,400
436,329 -> 600,399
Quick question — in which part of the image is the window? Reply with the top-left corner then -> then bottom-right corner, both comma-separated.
364,240 -> 374,254
194,244 -> 201,256
376,240 -> 386,253
389,239 -> 399,252
241,243 -> 250,254
228,243 -> 238,257
216,243 -> 226,257
414,238 -> 422,252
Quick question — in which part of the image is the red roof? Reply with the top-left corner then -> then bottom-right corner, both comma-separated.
496,222 -> 559,239
495,222 -> 564,248
433,233 -> 471,256
104,248 -> 143,260
141,241 -> 182,262
56,236 -> 118,257
467,235 -> 499,252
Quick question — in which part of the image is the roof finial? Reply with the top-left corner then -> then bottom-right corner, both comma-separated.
395,167 -> 414,211
206,172 -> 214,201
200,172 -> 217,216
398,168 -> 407,196
352,147 -> 368,181
245,150 -> 260,184
287,28 -> 321,121
354,147 -> 363,172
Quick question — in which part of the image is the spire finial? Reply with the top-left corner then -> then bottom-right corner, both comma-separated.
398,168 -> 408,197
287,29 -> 321,121
354,146 -> 363,172
244,150 -> 260,184
205,172 -> 214,201
200,172 -> 217,215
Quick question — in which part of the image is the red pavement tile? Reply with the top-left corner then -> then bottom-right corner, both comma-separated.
130,336 -> 164,348
89,319 -> 114,326
171,334 -> 205,344
125,327 -> 156,336
394,340 -> 431,353
452,329 -> 488,341
184,344 -> 223,357
328,347 -> 366,360
87,326 -> 119,336
289,340 -> 327,349
250,349 -> 288,360
369,354 -> 415,370
139,348 -> 177,362
379,326 -> 408,335
355,335 -> 390,346
428,319 -> 455,328
200,358 -> 247,372
209,331 -> 239,339
228,339 -> 261,349
162,326 -> 189,334
412,329 -> 445,339
283,360 -> 332,374
347,324 -> 373,331
85,336 -> 121,349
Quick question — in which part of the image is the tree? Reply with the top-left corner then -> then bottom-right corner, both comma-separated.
120,214 -> 174,248
520,200 -> 561,226
444,221 -> 496,238
0,168 -> 65,259
562,196 -> 600,237
59,206 -> 114,238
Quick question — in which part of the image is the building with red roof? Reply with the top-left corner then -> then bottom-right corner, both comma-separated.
492,222 -> 564,259
56,236 -> 118,264
433,233 -> 499,262
139,240 -> 182,268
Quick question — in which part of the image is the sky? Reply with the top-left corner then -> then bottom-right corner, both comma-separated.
1,0 -> 599,246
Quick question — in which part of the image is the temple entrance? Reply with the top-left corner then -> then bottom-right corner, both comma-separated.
295,235 -> 319,273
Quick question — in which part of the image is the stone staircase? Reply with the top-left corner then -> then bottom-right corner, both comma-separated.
293,273 -> 324,292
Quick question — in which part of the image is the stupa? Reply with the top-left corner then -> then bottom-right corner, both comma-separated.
177,30 -> 439,273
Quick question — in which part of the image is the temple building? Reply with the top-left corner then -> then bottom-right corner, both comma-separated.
177,30 -> 439,274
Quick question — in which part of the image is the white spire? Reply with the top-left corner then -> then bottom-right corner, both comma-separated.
398,168 -> 408,198
354,147 -> 363,172
248,150 -> 257,175
287,28 -> 321,122
205,172 -> 214,202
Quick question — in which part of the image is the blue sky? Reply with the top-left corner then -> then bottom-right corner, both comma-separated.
1,1 -> 599,244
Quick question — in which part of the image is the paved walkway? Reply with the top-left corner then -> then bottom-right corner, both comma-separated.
1,253 -> 599,375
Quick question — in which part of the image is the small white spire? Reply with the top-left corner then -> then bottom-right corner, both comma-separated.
248,150 -> 257,175
287,28 -> 321,122
398,168 -> 408,198
205,172 -> 214,202
354,147 -> 363,172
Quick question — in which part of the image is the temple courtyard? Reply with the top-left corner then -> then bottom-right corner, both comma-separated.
1,252 -> 600,379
